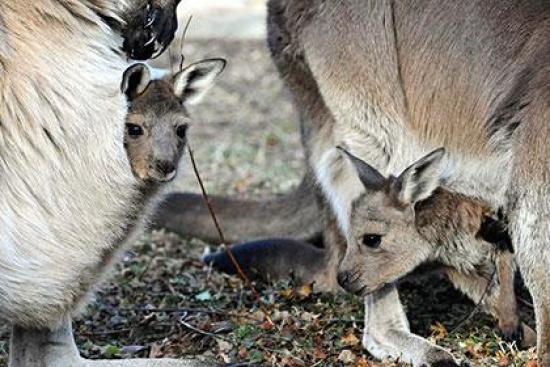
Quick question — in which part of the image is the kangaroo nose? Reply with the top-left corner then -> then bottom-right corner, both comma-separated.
156,160 -> 176,176
337,271 -> 351,289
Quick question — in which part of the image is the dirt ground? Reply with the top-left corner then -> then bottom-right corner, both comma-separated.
0,39 -> 538,367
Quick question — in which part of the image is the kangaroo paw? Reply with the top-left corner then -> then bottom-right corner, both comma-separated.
519,322 -> 537,348
123,0 -> 179,60
498,323 -> 523,343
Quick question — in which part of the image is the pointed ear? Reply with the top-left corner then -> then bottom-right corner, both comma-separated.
173,58 -> 226,105
121,63 -> 151,100
391,148 -> 446,206
337,146 -> 386,190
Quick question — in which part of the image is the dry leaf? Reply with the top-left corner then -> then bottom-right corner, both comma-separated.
430,321 -> 448,340
313,347 -> 327,360
238,346 -> 248,359
149,342 -> 163,358
497,355 -> 510,366
340,329 -> 360,346
259,320 -> 274,330
300,311 -> 319,322
297,284 -> 312,298
216,339 -> 232,353
279,288 -> 293,299
338,349 -> 356,364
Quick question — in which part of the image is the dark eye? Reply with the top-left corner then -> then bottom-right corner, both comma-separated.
176,124 -> 188,140
126,123 -> 143,137
361,234 -> 382,248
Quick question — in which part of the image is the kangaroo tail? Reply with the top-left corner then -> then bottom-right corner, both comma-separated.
151,176 -> 322,244
202,238 -> 336,291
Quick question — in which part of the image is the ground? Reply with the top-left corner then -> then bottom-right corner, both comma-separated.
0,39 -> 538,367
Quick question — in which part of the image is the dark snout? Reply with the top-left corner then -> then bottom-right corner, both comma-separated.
337,271 -> 351,289
151,159 -> 177,182
156,160 -> 176,175
337,270 -> 366,295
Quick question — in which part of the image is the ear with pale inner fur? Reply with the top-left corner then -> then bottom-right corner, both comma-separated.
391,148 -> 446,206
337,146 -> 386,190
121,63 -> 151,100
173,58 -> 226,105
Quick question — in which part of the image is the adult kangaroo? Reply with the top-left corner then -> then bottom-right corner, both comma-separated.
172,1 -> 550,365
0,1 -> 218,366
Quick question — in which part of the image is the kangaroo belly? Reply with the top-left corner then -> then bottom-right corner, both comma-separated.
301,1 -> 516,233
0,8 -> 141,327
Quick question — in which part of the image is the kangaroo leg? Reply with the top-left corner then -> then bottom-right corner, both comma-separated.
493,250 -> 535,347
363,285 -> 462,367
9,317 -> 214,367
445,255 -> 535,347
506,93 -> 550,366
509,195 -> 550,366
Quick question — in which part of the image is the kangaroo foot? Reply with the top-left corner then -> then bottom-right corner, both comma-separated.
519,322 -> 537,348
362,287 -> 464,367
9,319 -> 214,367
498,321 -> 537,348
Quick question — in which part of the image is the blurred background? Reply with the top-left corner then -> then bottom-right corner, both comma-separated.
151,0 -> 304,199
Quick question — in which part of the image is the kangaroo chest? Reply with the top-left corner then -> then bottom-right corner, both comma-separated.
302,1 -> 518,216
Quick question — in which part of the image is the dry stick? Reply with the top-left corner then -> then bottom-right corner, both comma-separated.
187,144 -> 273,326
167,45 -> 174,74
448,268 -> 496,335
179,15 -> 193,71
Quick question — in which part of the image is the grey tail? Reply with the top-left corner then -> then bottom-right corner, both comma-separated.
151,175 -> 321,244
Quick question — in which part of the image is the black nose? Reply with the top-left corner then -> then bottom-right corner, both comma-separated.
155,161 -> 176,175
337,271 -> 351,289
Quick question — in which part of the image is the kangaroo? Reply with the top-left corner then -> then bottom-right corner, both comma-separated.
172,1 -> 550,366
123,61 -> 225,181
338,147 -> 536,347
123,59 -> 225,208
0,1 -> 227,366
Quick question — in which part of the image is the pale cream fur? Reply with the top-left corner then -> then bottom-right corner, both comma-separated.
0,0 -> 142,328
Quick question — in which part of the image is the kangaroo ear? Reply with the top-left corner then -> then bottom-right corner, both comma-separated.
173,58 -> 226,105
391,148 -> 446,206
121,63 -> 151,100
337,146 -> 386,190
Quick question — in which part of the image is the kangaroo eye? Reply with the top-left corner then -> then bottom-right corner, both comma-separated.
126,123 -> 143,137
176,124 -> 188,140
361,234 -> 382,248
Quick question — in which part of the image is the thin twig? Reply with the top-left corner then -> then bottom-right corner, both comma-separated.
179,15 -> 193,71
132,307 -> 258,321
187,143 -> 273,325
517,297 -> 534,309
168,45 -> 174,75
179,311 -> 233,342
